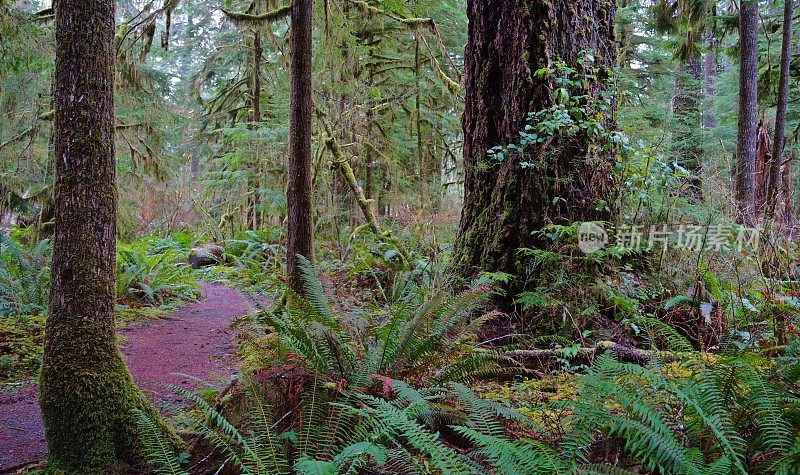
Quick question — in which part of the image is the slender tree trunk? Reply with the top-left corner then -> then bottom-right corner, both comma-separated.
248,28 -> 263,229
754,119 -> 772,216
414,36 -> 427,210
702,39 -> 717,130
450,0 -> 617,282
673,58 -> 703,194
39,0 -> 163,470
766,0 -> 794,219
286,0 -> 314,292
251,31 -> 262,124
736,0 -> 759,225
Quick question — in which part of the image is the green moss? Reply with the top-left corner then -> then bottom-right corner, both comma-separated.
39,340 -> 180,473
0,315 -> 46,384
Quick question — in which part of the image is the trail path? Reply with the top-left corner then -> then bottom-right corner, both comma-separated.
0,283 -> 250,473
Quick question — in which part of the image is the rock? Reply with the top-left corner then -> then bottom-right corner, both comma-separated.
188,244 -> 223,268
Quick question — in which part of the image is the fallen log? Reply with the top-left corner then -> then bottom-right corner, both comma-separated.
505,341 -> 676,368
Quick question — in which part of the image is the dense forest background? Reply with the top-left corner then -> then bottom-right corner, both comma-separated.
1,0 -> 800,473
1,0 -> 798,240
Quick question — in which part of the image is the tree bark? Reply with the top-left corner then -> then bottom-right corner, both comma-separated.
39,0 -> 164,470
286,0 -> 314,292
735,0 -> 759,225
251,31 -> 262,124
248,26 -> 263,229
450,0 -> 618,282
766,0 -> 794,219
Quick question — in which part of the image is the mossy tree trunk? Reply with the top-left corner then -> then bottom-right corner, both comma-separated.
247,20 -> 263,229
39,0 -> 163,471
286,0 -> 314,293
450,0 -> 618,282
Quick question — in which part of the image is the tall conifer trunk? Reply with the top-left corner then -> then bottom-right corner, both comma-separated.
736,0 -> 759,225
766,0 -> 794,218
450,0 -> 618,281
39,0 -> 162,470
286,0 -> 314,291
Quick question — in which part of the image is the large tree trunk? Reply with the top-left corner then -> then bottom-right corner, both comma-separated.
39,0 -> 162,470
450,0 -> 617,282
286,0 -> 314,292
766,0 -> 794,219
735,0 -> 759,225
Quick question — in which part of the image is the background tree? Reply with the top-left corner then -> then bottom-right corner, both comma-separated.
449,0 -> 618,282
286,0 -> 314,293
767,0 -> 794,218
652,0 -> 714,192
38,0 -> 164,470
736,0 -> 759,224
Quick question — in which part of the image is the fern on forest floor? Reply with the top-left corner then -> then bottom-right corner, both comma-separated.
137,259 -> 800,475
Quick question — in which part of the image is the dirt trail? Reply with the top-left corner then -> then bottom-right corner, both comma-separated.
0,283 -> 250,473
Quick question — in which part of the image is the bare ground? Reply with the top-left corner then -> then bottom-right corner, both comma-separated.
0,282 -> 250,473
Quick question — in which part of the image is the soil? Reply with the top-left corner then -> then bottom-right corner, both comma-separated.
0,283 -> 251,473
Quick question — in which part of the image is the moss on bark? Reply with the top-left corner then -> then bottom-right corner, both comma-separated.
41,0 -> 179,472
39,349 -> 163,472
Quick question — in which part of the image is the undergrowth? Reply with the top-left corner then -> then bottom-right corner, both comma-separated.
136,258 -> 800,474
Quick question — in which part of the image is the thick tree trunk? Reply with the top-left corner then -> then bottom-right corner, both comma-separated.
39,0 -> 162,470
766,0 -> 794,219
735,0 -> 759,225
450,0 -> 617,282
286,0 -> 314,292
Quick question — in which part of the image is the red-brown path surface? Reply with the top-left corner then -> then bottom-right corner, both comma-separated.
0,283 -> 250,473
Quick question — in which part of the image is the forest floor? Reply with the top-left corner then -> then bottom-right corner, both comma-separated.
0,283 -> 250,473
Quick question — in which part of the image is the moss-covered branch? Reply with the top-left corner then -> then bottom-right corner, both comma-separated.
222,4 -> 292,26
317,111 -> 412,265
505,341 -> 677,367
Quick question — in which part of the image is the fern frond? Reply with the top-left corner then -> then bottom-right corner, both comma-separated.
132,409 -> 187,475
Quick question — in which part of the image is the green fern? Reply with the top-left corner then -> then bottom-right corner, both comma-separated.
132,409 -> 188,475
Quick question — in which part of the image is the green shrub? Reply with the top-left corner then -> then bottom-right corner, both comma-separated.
116,242 -> 200,306
0,234 -> 50,317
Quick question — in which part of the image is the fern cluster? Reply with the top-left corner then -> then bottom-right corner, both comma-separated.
564,326 -> 800,474
136,260 -> 800,474
0,233 -> 50,316
139,378 -> 569,474
245,256 -> 519,386
116,242 -> 200,306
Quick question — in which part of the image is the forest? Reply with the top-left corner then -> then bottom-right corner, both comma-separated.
0,0 -> 800,473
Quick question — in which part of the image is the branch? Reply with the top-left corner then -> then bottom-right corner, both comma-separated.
222,4 -> 292,26
31,7 -> 53,21
317,109 -> 412,265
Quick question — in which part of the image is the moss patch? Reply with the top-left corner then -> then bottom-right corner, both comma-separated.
0,315 -> 46,385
